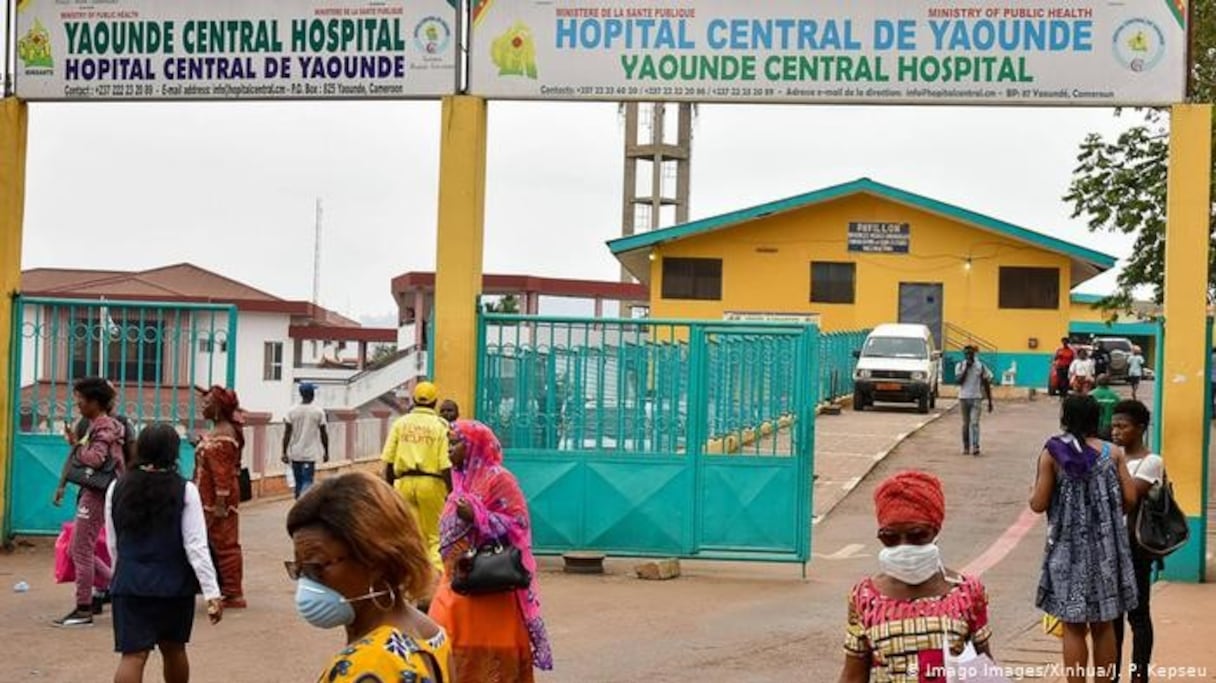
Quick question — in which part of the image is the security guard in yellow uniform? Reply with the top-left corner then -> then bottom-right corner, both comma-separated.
381,381 -> 451,572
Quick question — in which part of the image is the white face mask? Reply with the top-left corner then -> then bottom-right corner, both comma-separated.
879,542 -> 942,585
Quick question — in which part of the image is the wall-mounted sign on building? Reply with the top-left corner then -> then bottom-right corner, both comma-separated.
467,0 -> 1187,106
14,0 -> 457,101
724,311 -> 821,326
848,222 -> 910,253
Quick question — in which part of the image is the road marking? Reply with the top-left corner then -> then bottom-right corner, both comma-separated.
960,508 -> 1041,577
814,543 -> 869,560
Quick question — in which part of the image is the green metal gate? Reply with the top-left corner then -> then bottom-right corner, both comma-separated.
5,297 -> 237,537
476,314 -> 817,563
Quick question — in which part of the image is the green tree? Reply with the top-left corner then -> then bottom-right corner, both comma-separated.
1063,7 -> 1216,316
483,294 -> 521,314
370,343 -> 398,364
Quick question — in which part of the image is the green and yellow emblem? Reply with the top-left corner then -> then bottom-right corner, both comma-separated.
18,18 -> 53,69
491,21 -> 537,79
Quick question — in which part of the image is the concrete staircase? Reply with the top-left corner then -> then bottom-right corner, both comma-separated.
304,346 -> 427,412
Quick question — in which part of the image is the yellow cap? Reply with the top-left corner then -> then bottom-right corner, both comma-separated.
413,381 -> 439,405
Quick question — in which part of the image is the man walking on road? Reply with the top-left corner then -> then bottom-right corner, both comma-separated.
282,382 -> 328,499
956,345 -> 993,456
381,381 -> 452,572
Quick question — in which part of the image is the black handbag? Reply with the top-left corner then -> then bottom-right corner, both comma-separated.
451,538 -> 532,596
1134,471 -> 1190,558
238,467 -> 253,503
64,450 -> 119,492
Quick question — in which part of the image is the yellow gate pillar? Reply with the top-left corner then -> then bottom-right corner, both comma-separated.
432,96 -> 488,416
0,97 -> 29,539
1160,103 -> 1212,582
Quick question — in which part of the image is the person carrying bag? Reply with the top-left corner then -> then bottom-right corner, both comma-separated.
51,377 -> 126,628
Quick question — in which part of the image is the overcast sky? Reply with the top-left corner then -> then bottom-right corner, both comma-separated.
18,100 -> 1135,322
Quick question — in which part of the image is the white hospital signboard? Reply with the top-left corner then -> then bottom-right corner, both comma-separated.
468,0 -> 1188,105
14,0 -> 457,101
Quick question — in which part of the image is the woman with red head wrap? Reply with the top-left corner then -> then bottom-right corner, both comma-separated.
194,385 -> 246,608
839,471 -> 995,683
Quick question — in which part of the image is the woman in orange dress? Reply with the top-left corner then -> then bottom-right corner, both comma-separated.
429,420 -> 553,682
194,385 -> 246,608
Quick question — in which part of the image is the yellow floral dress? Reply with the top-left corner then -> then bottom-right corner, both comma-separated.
319,625 -> 450,683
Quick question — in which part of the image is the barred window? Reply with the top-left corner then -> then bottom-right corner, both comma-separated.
661,258 -> 722,301
999,267 -> 1060,310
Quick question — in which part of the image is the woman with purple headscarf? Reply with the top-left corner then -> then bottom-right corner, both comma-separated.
1030,395 -> 1138,683
428,420 -> 552,681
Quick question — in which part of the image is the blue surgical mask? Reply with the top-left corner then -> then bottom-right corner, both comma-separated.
294,577 -> 391,629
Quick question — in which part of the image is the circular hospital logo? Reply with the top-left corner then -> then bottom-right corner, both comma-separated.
414,16 -> 452,55
1112,18 -> 1166,73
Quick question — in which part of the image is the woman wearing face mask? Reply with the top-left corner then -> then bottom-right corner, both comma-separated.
286,472 -> 450,682
838,471 -> 993,683
429,420 -> 553,681
1030,395 -> 1138,683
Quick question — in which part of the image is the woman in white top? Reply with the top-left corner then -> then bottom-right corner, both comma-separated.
105,424 -> 223,683
1069,348 -> 1097,395
1109,400 -> 1164,683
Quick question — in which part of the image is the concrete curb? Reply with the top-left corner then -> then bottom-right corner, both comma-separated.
813,401 -> 957,526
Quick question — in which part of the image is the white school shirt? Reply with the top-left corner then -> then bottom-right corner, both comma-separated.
1069,358 -> 1095,378
1127,453 -> 1165,486
105,479 -> 222,600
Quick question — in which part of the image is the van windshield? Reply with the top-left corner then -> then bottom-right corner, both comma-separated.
862,336 -> 928,359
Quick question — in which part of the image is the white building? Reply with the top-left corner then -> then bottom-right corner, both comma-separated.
18,263 -> 421,422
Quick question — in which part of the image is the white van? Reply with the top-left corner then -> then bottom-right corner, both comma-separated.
852,323 -> 942,414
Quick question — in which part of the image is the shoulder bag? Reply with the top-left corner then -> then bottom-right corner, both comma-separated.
451,537 -> 532,596
64,444 -> 119,492
1134,469 -> 1190,558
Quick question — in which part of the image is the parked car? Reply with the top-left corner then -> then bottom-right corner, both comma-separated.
852,323 -> 942,414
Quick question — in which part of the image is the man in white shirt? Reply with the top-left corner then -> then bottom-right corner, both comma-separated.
1069,348 -> 1096,395
1126,345 -> 1146,401
955,345 -> 994,456
282,383 -> 329,499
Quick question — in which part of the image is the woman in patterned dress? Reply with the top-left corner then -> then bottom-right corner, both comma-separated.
194,385 -> 246,608
429,420 -> 553,682
287,472 -> 449,683
839,471 -> 993,683
1030,395 -> 1139,683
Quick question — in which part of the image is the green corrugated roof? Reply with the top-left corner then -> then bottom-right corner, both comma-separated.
607,178 -> 1118,270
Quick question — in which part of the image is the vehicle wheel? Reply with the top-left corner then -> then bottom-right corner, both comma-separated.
853,390 -> 865,411
917,393 -> 930,414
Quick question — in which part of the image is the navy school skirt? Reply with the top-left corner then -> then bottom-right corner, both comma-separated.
112,595 -> 197,654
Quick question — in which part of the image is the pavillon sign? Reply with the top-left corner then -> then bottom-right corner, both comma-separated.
14,0 -> 458,100
468,0 -> 1187,106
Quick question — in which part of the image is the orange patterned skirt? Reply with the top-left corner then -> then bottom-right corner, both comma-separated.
429,579 -> 534,683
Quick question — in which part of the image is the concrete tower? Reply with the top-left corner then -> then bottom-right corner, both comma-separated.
621,102 -> 693,316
